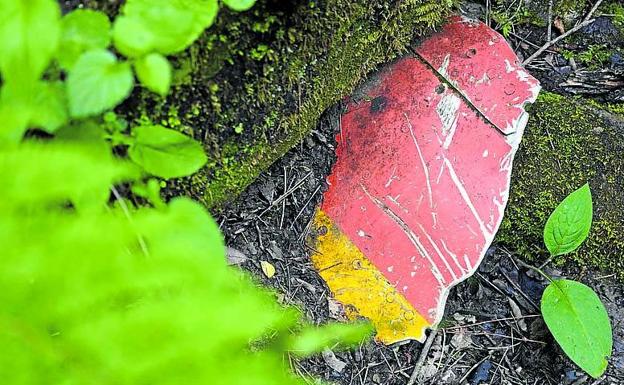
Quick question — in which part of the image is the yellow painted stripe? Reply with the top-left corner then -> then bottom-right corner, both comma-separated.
311,210 -> 431,344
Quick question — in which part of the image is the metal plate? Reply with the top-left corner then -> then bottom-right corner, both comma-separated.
310,18 -> 540,344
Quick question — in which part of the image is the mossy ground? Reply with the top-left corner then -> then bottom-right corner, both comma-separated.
497,92 -> 624,277
118,0 -> 456,210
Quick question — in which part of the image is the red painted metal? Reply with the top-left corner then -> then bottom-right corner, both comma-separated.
316,18 -> 540,330
415,16 -> 540,135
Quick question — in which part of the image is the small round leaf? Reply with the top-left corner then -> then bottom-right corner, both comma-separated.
58,9 -> 111,70
128,124 -> 207,179
134,53 -> 172,96
543,183 -> 593,256
223,0 -> 256,12
542,279 -> 612,378
67,49 -> 134,118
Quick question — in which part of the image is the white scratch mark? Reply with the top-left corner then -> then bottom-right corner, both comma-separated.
475,72 -> 490,85
438,54 -> 451,78
504,59 -> 514,73
387,195 -> 409,214
404,113 -> 434,207
444,158 -> 492,238
482,149 -> 489,158
436,93 -> 461,150
360,184 -> 447,286
416,222 -> 459,281
439,239 -> 466,274
385,166 -> 398,188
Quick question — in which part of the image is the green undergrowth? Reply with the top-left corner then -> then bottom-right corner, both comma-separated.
120,0 -> 456,209
1,1 -> 375,383
497,92 -> 624,277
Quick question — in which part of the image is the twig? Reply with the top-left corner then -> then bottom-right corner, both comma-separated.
582,0 -> 605,24
406,329 -> 438,385
289,184 -> 322,230
111,186 -> 149,257
522,0 -> 604,66
458,355 -> 490,384
522,18 -> 595,65
258,171 -> 312,217
547,0 -> 553,42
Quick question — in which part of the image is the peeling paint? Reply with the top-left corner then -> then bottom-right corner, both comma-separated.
311,18 -> 540,344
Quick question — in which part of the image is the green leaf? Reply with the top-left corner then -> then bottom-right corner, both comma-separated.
0,80 -> 67,139
113,0 -> 217,57
0,99 -> 31,147
67,49 -> 134,118
128,124 -> 207,179
223,0 -> 256,12
58,9 -> 111,70
111,16 -> 156,58
541,279 -> 612,378
0,0 -> 60,84
288,321 -> 374,357
31,81 -> 68,133
0,142 -> 137,209
132,178 -> 165,209
543,183 -> 593,256
134,53 -> 172,96
55,119 -> 111,158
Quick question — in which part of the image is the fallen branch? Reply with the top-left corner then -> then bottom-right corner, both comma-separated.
406,329 -> 438,385
522,0 -> 604,66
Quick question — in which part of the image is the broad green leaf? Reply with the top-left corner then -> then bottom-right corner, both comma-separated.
0,100 -> 31,147
135,53 -> 172,96
0,0 -> 60,84
58,9 -> 111,70
178,0 -> 219,26
288,322 -> 374,357
67,49 -> 134,118
113,0 -> 216,57
223,0 -> 256,11
111,16 -> 156,58
543,183 -> 593,256
542,279 -> 612,378
0,80 -> 67,140
55,121 -> 113,210
55,119 -> 111,158
0,142 -> 137,209
0,82 -> 37,146
31,81 -> 68,133
128,124 -> 207,179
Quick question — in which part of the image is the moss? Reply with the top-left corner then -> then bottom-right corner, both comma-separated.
497,92 -> 624,277
603,1 -> 624,28
121,0 -> 455,209
562,44 -> 616,70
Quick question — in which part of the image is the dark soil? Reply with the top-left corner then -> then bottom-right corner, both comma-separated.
219,2 -> 624,384
218,109 -> 624,383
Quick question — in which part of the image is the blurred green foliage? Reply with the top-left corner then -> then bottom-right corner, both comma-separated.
0,0 -> 372,383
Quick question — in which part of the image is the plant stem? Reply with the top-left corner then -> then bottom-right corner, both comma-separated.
514,257 -> 554,283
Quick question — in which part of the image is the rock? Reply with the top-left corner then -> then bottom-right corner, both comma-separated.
470,359 -> 492,385
497,92 -> 624,277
